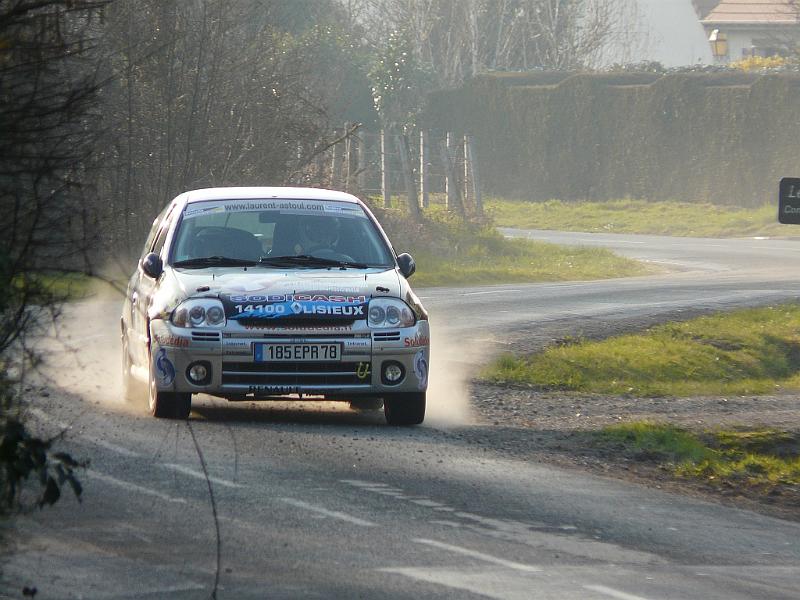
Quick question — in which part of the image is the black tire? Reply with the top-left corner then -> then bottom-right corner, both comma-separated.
349,398 -> 384,411
148,353 -> 191,419
383,392 -> 426,426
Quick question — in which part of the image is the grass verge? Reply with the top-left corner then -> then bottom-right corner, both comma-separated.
598,422 -> 800,492
487,198 -> 788,238
371,206 -> 653,287
482,303 -> 800,396
12,271 -> 109,302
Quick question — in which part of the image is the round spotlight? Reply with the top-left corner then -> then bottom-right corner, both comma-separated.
186,362 -> 211,385
382,361 -> 405,385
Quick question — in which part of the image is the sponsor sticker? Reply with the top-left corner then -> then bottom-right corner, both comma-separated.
344,339 -> 371,350
403,333 -> 430,348
223,340 -> 251,356
228,293 -> 367,303
243,324 -> 355,332
223,340 -> 250,347
356,362 -> 371,381
155,348 -> 175,386
184,199 -> 366,219
219,280 -> 366,296
248,385 -> 299,394
183,203 -> 226,218
154,334 -> 190,348
413,350 -> 428,390
225,294 -> 367,320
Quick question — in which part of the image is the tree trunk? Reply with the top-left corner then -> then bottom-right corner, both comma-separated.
396,132 -> 421,221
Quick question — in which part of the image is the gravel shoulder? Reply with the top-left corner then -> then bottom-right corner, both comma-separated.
458,308 -> 800,522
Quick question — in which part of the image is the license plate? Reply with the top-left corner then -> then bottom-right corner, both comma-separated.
254,343 -> 341,362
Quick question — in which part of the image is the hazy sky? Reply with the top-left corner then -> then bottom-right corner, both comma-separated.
635,0 -> 713,66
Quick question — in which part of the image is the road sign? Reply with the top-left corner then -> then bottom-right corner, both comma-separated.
779,177 -> 800,224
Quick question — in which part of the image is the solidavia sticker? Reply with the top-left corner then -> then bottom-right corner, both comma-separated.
155,348 -> 175,386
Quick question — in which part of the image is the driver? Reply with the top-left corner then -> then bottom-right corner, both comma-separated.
294,215 -> 340,255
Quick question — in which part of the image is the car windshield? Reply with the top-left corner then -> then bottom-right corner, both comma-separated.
170,198 -> 395,268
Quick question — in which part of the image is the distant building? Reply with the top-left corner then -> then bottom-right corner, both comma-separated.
701,0 -> 800,63
693,0 -> 720,19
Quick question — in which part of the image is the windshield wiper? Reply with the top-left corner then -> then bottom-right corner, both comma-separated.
258,254 -> 369,269
173,256 -> 258,268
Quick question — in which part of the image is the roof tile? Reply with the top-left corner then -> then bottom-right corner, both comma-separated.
703,0 -> 799,23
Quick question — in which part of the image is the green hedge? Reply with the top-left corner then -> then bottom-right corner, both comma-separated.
422,72 -> 800,206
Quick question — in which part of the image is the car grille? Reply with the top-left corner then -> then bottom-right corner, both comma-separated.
373,331 -> 401,342
192,331 -> 221,342
222,361 -> 370,387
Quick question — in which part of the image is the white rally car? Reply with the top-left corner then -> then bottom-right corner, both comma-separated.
121,187 -> 430,425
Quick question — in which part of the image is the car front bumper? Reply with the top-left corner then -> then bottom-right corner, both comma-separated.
149,319 -> 430,399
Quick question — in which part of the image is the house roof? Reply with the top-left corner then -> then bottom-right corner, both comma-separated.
693,0 -> 722,19
702,0 -> 799,24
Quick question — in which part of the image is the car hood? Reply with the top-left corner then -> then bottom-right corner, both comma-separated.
170,266 -> 402,299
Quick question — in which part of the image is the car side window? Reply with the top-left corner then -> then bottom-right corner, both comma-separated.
149,205 -> 176,256
141,209 -> 167,258
151,225 -> 169,256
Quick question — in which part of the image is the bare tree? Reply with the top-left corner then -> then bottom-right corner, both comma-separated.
774,0 -> 800,57
95,0 -> 356,255
0,0 -> 104,513
359,0 -> 641,87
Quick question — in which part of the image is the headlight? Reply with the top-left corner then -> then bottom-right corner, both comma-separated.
367,298 -> 415,329
172,299 -> 226,328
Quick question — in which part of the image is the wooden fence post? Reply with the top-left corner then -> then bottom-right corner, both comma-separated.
380,128 -> 390,207
444,131 -> 452,210
466,134 -> 482,215
396,133 -> 421,220
463,134 -> 470,205
439,134 -> 464,217
419,130 -> 429,209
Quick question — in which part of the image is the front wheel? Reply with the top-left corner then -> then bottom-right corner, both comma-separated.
148,352 -> 191,419
383,392 -> 426,426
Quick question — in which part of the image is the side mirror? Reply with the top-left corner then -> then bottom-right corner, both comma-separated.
141,252 -> 163,279
396,253 -> 416,279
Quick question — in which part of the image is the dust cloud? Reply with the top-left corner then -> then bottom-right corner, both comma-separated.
424,328 -> 476,427
41,281 -> 476,426
44,281 -> 128,411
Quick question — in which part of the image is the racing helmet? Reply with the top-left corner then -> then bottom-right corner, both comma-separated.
298,215 -> 339,250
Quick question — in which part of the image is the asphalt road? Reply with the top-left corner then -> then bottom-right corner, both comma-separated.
3,230 -> 800,599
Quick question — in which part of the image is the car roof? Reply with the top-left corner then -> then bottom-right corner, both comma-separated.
177,187 -> 361,205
